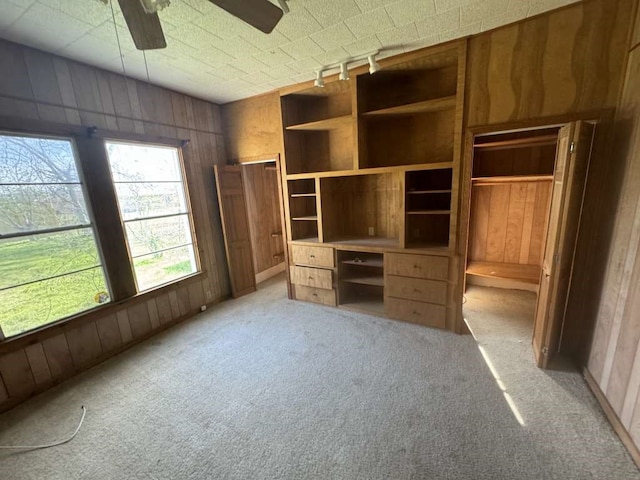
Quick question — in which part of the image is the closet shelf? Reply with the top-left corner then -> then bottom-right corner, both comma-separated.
406,210 -> 451,215
286,162 -> 454,180
474,134 -> 558,150
472,175 -> 553,186
286,115 -> 352,131
362,95 -> 457,117
466,261 -> 541,284
291,216 -> 318,221
290,193 -> 317,198
407,189 -> 452,195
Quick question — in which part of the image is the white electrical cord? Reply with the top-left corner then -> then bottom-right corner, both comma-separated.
0,406 -> 86,451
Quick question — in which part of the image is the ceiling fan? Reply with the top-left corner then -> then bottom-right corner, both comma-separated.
112,0 -> 285,50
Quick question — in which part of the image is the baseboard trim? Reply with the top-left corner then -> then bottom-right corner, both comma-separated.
256,262 -> 286,284
584,368 -> 640,469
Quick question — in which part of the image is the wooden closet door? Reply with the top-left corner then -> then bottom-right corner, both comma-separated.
533,121 -> 595,368
214,165 -> 257,298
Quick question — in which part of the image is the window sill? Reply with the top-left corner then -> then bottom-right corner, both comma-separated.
0,271 -> 207,352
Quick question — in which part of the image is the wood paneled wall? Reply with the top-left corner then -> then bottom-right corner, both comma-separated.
221,92 -> 283,162
465,0 -> 631,127
587,1 -> 640,459
0,39 -> 230,411
468,181 -> 552,266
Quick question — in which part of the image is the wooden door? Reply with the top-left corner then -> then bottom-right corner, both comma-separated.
214,165 -> 257,298
533,121 -> 595,367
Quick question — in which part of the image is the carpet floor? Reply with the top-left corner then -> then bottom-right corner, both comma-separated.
0,276 -> 637,479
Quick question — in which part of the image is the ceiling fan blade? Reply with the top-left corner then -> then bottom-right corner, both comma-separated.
208,0 -> 284,34
117,0 -> 166,50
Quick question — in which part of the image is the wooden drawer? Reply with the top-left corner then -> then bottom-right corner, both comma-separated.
290,265 -> 333,290
386,253 -> 448,280
385,297 -> 446,329
386,275 -> 447,305
295,285 -> 337,306
291,244 -> 334,268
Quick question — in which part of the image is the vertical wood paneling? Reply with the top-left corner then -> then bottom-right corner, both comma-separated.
504,183 -> 527,263
128,302 -> 152,339
95,314 -> 123,353
24,344 -> 52,386
485,185 -> 510,262
0,350 -> 35,398
0,38 -> 230,411
65,322 -> 103,368
42,334 -> 74,379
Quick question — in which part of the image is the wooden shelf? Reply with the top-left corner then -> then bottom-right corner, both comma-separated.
405,241 -> 449,250
341,258 -> 384,268
286,115 -> 352,131
474,134 -> 557,151
291,216 -> 318,221
472,175 -> 553,186
407,189 -> 452,195
406,210 -> 451,215
362,95 -> 457,117
290,193 -> 316,198
328,237 -> 399,249
341,276 -> 384,287
466,261 -> 541,284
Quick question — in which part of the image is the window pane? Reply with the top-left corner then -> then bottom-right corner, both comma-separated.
0,184 -> 90,235
132,245 -> 197,291
0,267 -> 109,337
0,134 -> 79,184
106,142 -> 183,182
115,182 -> 187,220
0,229 -> 103,290
124,214 -> 192,258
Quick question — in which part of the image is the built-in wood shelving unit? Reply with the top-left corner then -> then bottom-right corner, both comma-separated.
472,175 -> 553,185
281,41 -> 467,329
466,261 -> 541,284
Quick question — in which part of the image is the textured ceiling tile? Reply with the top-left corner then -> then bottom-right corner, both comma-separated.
403,33 -> 441,52
164,35 -> 205,59
197,48 -> 235,68
228,56 -> 269,75
481,5 -> 529,32
287,56 -> 325,74
90,21 -> 138,52
313,47 -> 351,68
240,28 -> 291,50
343,36 -> 383,57
192,11 -> 255,39
460,0 -> 510,26
158,1 -> 204,27
0,2 -> 25,32
263,64 -> 297,79
280,37 -> 324,60
528,0 -> 579,16
11,2 -> 94,36
253,48 -> 295,68
385,0 -> 437,26
415,8 -> 460,37
440,20 -> 481,41
174,24 -> 222,51
310,23 -> 357,52
305,0 -> 362,27
59,34 -> 124,65
276,7 -> 324,41
435,0 -> 473,12
215,36 -> 262,58
345,8 -> 394,38
376,22 -> 419,48
354,0 -> 391,10
38,0 -> 111,27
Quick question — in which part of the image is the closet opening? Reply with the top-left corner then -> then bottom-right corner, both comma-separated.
462,121 -> 596,369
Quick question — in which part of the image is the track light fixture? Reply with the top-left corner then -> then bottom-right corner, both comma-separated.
368,54 -> 381,74
314,51 -> 381,87
339,63 -> 349,81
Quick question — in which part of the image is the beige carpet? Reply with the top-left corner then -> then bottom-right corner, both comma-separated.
0,276 -> 637,479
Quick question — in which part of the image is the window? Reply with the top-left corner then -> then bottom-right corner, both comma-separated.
105,141 -> 198,291
0,133 -> 109,337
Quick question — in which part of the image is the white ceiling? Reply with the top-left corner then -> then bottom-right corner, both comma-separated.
0,0 -> 579,104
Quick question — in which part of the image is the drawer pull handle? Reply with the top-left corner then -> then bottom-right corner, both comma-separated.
310,254 -> 315,258
308,276 -> 314,280
413,311 -> 419,315
312,293 -> 318,297
413,265 -> 421,269
413,288 -> 421,293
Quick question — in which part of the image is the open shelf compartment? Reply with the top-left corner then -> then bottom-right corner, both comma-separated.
405,169 -> 452,249
288,178 -> 319,241
338,250 -> 384,314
